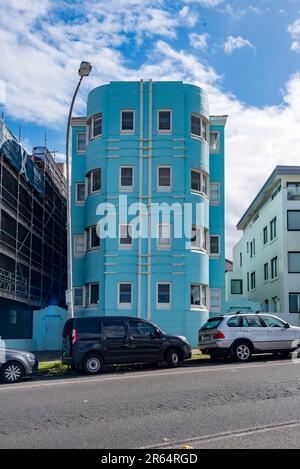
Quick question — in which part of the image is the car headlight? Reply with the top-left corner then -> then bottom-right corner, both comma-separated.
178,336 -> 189,344
25,353 -> 35,361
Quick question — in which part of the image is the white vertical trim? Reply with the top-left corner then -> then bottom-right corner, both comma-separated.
147,79 -> 153,321
138,80 -> 144,319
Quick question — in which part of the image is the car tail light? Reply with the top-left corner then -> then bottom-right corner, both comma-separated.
213,331 -> 225,340
72,329 -> 78,345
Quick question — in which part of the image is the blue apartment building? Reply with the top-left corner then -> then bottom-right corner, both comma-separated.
71,81 -> 227,345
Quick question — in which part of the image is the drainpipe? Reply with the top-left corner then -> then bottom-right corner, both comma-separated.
138,80 -> 144,318
147,80 -> 153,321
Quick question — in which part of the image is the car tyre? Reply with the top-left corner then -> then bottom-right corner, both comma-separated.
0,361 -> 25,384
166,349 -> 181,368
233,341 -> 252,362
83,355 -> 104,375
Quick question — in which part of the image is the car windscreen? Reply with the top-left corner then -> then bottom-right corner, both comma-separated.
200,317 -> 223,331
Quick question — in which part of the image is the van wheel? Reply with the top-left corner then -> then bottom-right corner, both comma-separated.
233,342 -> 252,362
166,349 -> 181,368
83,355 -> 104,375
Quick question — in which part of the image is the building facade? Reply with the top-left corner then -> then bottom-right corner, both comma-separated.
0,119 -> 67,350
71,81 -> 226,345
226,166 -> 300,324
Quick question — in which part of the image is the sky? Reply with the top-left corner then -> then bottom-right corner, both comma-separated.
0,0 -> 300,257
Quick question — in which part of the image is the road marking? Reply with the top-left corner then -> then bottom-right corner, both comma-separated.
147,420 -> 300,449
0,360 -> 297,392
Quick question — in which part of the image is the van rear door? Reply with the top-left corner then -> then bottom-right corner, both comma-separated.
62,319 -> 74,359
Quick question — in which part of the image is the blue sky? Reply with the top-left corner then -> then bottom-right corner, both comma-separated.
0,0 -> 300,253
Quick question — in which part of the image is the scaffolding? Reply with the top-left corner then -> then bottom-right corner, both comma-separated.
0,119 -> 67,308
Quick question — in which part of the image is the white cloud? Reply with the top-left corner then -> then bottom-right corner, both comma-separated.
185,0 -> 223,6
288,18 -> 300,53
179,6 -> 198,28
0,80 -> 5,106
189,32 -> 209,49
224,35 -> 254,54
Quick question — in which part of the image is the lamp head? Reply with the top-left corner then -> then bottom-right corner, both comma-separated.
78,61 -> 92,77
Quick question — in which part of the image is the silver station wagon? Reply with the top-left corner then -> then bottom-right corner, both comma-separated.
198,313 -> 300,362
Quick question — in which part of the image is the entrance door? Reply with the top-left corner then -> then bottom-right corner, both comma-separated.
44,316 -> 62,350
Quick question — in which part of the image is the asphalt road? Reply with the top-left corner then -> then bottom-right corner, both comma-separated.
1,357 -> 300,449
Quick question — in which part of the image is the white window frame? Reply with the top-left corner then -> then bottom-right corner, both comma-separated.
209,131 -> 220,153
76,131 -> 87,153
74,234 -> 85,257
157,223 -> 172,249
85,283 -> 99,307
119,166 -> 134,192
85,225 -> 100,251
119,223 -> 133,249
191,169 -> 208,196
88,113 -> 102,141
210,182 -> 220,205
118,282 -> 133,309
191,113 -> 209,142
86,169 -> 101,195
210,235 -> 220,257
157,166 -> 172,192
191,225 -> 208,252
120,109 -> 135,134
75,182 -> 86,204
210,288 -> 221,312
156,282 -> 171,309
157,109 -> 172,133
74,287 -> 84,308
190,284 -> 208,310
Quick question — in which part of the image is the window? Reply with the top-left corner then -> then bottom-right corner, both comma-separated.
191,170 -> 208,195
245,316 -> 262,328
263,226 -> 268,245
119,223 -> 133,248
289,293 -> 300,313
201,318 -> 223,330
77,132 -> 86,152
120,167 -> 134,191
227,316 -> 248,328
74,235 -> 84,256
88,114 -> 102,140
264,300 -> 269,312
250,239 -> 255,257
190,284 -> 207,309
157,224 -> 171,249
85,283 -> 99,306
157,283 -> 171,308
191,113 -> 208,141
102,318 -> 126,339
240,252 -> 243,268
75,183 -> 85,204
210,182 -> 220,204
231,279 -> 243,295
158,110 -> 171,132
287,182 -> 300,200
247,242 -> 249,254
270,217 -> 277,240
262,316 -> 286,328
264,262 -> 269,281
247,272 -> 250,291
86,226 -> 100,250
118,283 -> 132,308
9,310 -> 17,325
157,166 -> 171,191
288,252 -> 300,273
210,288 -> 221,310
271,185 -> 281,200
272,297 -> 279,313
250,272 -> 256,290
128,320 -> 157,339
191,226 -> 208,251
287,210 -> 300,231
74,287 -> 83,307
210,131 -> 220,152
271,257 -> 278,279
87,169 -> 101,194
210,235 -> 220,256
121,110 -> 134,133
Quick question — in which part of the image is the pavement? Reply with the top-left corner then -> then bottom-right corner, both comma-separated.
1,356 -> 300,449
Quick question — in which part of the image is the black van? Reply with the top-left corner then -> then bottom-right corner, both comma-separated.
62,316 -> 192,375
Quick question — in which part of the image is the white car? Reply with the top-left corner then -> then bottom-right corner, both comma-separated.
198,313 -> 300,362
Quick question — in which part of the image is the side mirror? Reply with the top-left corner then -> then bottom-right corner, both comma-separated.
285,323 -> 290,329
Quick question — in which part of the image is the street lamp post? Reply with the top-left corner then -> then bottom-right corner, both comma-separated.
66,61 -> 92,318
